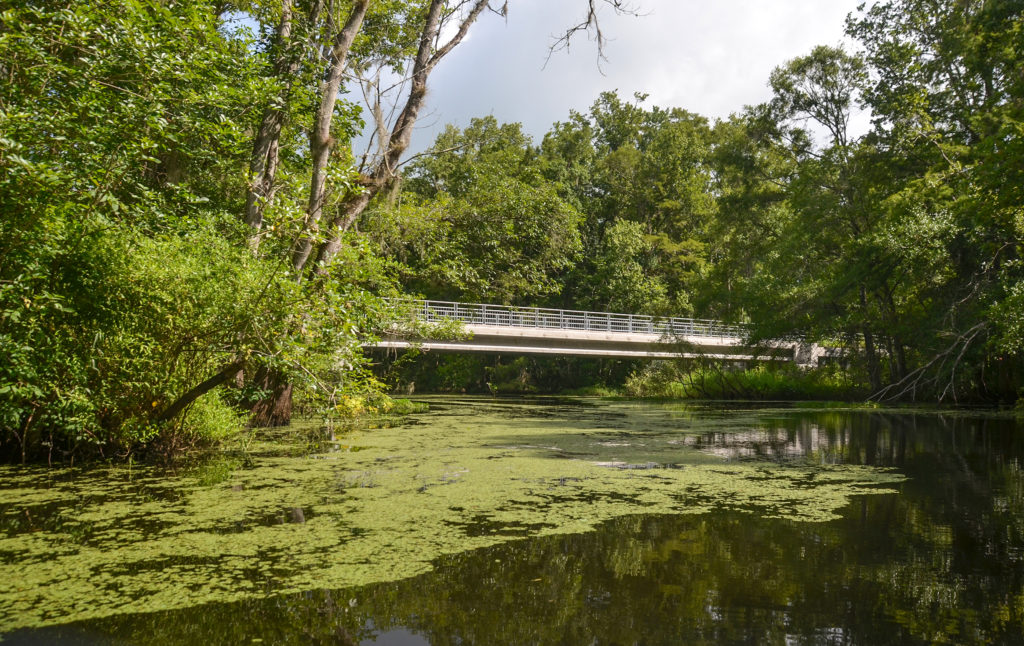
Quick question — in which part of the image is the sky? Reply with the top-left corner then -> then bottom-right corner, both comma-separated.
377,0 -> 867,155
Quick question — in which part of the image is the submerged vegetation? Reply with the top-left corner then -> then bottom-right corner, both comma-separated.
1,0 -> 1023,462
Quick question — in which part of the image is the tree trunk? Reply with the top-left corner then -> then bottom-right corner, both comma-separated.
245,1 -> 301,248
859,286 -> 882,392
245,1 -> 364,422
862,327 -> 882,392
311,189 -> 373,269
305,0 -> 490,274
886,335 -> 898,383
881,290 -> 908,381
894,337 -> 907,381
291,0 -> 370,274
247,366 -> 294,427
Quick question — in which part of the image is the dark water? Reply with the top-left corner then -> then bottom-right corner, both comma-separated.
2,398 -> 1024,644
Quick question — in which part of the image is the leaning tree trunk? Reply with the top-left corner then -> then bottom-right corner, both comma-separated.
246,0 -> 366,426
291,0 -> 370,274
156,359 -> 247,424
301,0 -> 491,275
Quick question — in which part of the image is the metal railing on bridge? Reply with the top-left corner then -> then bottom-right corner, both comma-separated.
396,300 -> 747,339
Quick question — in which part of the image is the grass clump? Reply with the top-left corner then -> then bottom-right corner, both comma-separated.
357,396 -> 429,430
385,398 -> 429,415
180,391 -> 248,444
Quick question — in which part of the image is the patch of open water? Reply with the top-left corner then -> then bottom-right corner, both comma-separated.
2,396 -> 1023,644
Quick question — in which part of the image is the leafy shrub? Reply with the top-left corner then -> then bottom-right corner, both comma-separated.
179,391 -> 248,444
624,362 -> 868,401
0,3 -> 397,462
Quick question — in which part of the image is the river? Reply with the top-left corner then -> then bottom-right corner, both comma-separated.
1,396 -> 1023,644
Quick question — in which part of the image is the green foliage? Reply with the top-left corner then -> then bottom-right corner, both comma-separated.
0,1 -> 262,459
624,363 -> 867,401
381,353 -> 638,396
383,398 -> 428,415
587,220 -> 695,315
541,92 -> 712,314
484,357 -> 536,394
702,4 -> 1024,401
181,393 -> 248,445
0,1 -> 396,461
367,117 -> 582,304
0,1 -> 260,225
433,355 -> 491,393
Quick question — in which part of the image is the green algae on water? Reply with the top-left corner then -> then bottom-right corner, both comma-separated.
0,397 -> 904,632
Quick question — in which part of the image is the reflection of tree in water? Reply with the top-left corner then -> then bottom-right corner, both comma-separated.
17,410 -> 1024,645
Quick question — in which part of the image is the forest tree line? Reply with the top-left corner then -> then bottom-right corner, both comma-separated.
0,0 -> 1021,461
371,2 -> 1024,402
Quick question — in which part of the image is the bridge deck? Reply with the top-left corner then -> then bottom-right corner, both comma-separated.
366,300 -> 823,365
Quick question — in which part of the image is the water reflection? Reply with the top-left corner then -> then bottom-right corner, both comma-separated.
25,499 -> 1024,645
1,399 -> 1022,644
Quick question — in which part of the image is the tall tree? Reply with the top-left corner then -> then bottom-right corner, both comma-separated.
366,117 -> 583,304
297,0 -> 643,277
847,0 -> 1024,399
540,92 -> 712,315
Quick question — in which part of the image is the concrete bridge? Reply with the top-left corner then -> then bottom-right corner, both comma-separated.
368,300 -> 828,368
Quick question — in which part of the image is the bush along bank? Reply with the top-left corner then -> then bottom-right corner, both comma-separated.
624,362 -> 871,401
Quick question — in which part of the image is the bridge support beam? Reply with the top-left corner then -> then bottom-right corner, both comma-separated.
368,325 -> 814,364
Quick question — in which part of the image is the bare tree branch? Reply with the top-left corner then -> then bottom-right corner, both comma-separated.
871,321 -> 988,403
544,0 -> 644,71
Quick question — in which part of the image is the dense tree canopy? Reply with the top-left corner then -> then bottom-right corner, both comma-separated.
0,0 -> 647,461
376,0 -> 1023,402
1,0 -> 1022,462
366,117 -> 583,303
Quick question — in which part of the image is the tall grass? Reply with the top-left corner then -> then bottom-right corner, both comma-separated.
624,362 -> 868,401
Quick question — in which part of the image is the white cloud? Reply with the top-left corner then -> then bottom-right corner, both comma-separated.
361,0 -> 865,155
